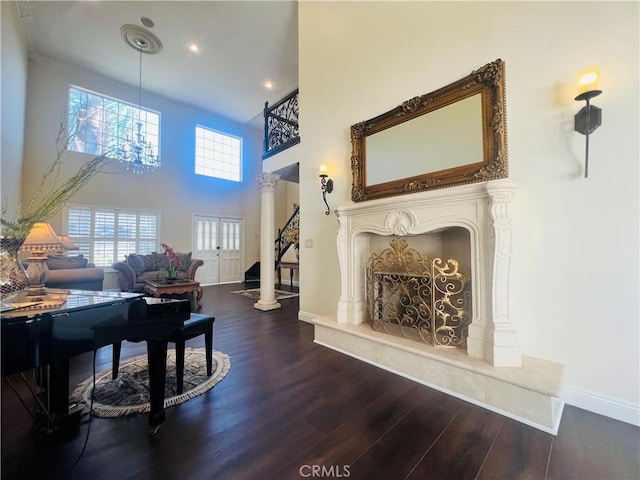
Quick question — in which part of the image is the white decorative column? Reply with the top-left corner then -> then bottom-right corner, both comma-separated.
255,172 -> 281,311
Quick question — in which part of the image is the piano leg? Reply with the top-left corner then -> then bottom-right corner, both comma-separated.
49,359 -> 70,417
31,359 -> 82,434
146,339 -> 168,434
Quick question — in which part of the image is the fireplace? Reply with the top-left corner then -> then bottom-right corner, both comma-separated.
335,179 -> 522,366
367,237 -> 472,348
314,179 -> 565,433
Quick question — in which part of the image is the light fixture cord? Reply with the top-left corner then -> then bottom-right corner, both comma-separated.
138,47 -> 143,123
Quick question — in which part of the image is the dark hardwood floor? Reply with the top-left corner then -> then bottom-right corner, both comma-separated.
2,284 -> 639,479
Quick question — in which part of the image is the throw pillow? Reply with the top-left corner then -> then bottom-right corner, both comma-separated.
140,254 -> 155,272
46,254 -> 88,270
151,252 -> 169,270
126,254 -> 145,276
176,252 -> 192,271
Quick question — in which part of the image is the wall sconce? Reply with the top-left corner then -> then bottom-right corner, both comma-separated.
574,68 -> 602,178
319,164 -> 334,215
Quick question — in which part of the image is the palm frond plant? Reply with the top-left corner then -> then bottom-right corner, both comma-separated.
1,120 -> 112,240
1,116 -> 114,299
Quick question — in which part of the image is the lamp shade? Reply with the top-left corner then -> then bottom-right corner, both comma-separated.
21,223 -> 64,253
58,235 -> 79,251
578,68 -> 599,95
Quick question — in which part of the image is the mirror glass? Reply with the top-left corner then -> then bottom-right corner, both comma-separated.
351,59 -> 508,202
365,94 -> 483,185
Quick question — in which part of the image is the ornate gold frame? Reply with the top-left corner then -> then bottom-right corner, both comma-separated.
351,59 -> 508,202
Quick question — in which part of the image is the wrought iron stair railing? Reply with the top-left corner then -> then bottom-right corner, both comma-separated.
244,205 -> 299,282
275,205 -> 299,262
263,89 -> 299,159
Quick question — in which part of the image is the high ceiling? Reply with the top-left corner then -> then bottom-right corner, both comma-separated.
18,1 -> 299,131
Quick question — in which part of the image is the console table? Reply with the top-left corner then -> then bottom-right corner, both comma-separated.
277,261 -> 299,289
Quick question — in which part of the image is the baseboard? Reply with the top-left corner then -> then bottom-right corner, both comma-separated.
563,385 -> 640,426
298,310 -> 315,324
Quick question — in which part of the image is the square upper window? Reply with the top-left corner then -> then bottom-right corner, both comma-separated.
195,125 -> 242,182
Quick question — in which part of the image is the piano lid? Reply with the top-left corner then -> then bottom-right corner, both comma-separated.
1,289 -> 144,323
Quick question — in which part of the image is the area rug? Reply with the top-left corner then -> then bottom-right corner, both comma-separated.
71,348 -> 230,418
231,288 -> 299,300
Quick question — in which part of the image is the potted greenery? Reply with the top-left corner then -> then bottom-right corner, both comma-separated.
1,124 -> 111,298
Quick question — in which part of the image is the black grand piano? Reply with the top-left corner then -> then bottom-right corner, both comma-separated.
1,289 -> 191,434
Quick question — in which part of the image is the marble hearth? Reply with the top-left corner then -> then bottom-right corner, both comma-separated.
313,180 -> 565,433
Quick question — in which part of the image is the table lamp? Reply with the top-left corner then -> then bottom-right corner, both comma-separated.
21,222 -> 64,288
57,235 -> 80,254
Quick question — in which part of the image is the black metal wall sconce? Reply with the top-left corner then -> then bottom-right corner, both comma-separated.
574,68 -> 602,178
319,164 -> 334,215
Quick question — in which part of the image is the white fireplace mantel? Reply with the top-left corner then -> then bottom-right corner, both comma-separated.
335,179 -> 521,367
315,179 -> 565,434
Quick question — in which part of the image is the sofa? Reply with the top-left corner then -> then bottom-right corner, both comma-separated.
43,254 -> 104,290
112,251 -> 204,292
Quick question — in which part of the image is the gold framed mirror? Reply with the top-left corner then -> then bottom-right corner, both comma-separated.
351,59 -> 508,202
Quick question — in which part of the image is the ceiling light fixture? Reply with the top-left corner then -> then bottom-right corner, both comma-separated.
120,25 -> 163,174
188,42 -> 200,53
140,16 -> 154,28
264,80 -> 275,90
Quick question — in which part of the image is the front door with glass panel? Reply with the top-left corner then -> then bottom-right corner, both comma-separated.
193,216 -> 244,285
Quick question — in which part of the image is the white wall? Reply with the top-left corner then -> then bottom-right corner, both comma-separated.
22,56 -> 265,267
1,2 -> 28,221
298,2 -> 639,421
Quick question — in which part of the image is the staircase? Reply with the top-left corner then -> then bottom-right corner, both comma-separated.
245,89 -> 300,283
276,204 -> 299,262
244,206 -> 300,282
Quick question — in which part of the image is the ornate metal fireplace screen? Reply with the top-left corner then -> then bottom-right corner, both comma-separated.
366,238 -> 472,348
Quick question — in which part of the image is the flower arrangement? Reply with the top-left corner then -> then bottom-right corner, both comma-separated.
161,243 -> 182,279
283,227 -> 299,248
1,121 -> 112,239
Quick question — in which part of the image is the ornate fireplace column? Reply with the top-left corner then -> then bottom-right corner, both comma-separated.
255,172 -> 281,311
484,180 -> 521,366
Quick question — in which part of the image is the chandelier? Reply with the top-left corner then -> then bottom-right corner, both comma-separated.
119,25 -> 162,174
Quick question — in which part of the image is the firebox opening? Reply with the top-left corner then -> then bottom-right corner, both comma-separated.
366,228 -> 472,349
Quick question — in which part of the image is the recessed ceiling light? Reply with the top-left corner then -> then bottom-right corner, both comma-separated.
188,42 -> 200,53
264,80 -> 275,89
140,17 -> 154,28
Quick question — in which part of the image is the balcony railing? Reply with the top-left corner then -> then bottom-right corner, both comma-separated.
263,89 -> 299,159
